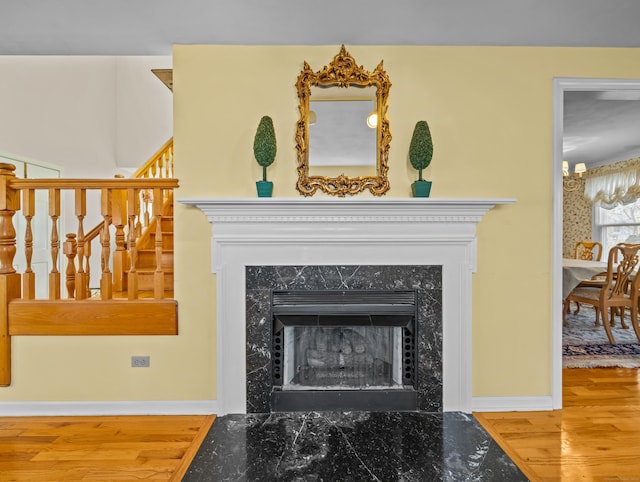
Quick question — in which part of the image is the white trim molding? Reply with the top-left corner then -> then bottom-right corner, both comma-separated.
472,396 -> 555,412
179,197 -> 516,415
0,400 -> 218,417
552,78 -> 640,410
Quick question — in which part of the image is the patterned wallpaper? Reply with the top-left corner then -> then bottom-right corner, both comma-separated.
563,157 -> 640,258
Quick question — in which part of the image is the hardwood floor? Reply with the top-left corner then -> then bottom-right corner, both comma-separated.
0,369 -> 636,481
0,414 -> 214,481
475,367 -> 640,481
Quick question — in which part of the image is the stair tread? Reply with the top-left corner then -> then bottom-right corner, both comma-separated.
134,269 -> 173,274
110,291 -> 175,299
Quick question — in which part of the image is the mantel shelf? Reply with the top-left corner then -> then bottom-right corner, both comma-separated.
178,197 -> 516,223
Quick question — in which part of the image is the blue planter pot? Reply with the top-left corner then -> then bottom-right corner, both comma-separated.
256,181 -> 273,197
411,180 -> 432,198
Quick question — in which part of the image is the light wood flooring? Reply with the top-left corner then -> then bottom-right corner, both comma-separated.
0,414 -> 214,481
0,369 -> 637,481
475,367 -> 640,481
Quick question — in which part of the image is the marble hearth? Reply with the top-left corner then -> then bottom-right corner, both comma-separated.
180,198 -> 515,415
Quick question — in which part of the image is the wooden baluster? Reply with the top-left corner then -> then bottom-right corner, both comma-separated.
74,188 -> 87,300
0,163 -> 21,386
22,189 -> 35,300
112,181 -> 128,294
48,189 -> 60,300
63,233 -> 77,298
168,145 -> 174,178
84,236 -> 91,296
152,188 -> 165,299
142,190 -> 151,228
100,188 -> 112,300
136,192 -> 145,236
158,153 -> 165,179
127,188 -> 139,300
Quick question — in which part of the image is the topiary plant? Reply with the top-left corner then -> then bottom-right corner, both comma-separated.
409,120 -> 433,181
253,116 -> 277,182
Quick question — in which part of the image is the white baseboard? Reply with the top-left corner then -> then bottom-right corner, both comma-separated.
471,396 -> 554,412
0,400 -> 219,416
0,398 -> 553,416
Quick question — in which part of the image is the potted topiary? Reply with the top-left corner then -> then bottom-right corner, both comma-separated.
253,115 -> 277,197
409,120 -> 434,197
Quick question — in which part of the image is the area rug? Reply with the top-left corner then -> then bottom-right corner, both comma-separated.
563,304 -> 640,368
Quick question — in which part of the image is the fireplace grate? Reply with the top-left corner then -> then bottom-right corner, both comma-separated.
270,289 -> 418,411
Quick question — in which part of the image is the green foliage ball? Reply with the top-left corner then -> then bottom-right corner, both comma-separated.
409,120 -> 433,171
253,116 -> 277,168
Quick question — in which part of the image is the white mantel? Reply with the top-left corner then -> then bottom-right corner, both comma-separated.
179,197 -> 516,415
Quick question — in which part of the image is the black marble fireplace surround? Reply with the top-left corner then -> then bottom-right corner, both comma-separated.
185,266 -> 527,480
182,199 -> 526,480
246,265 -> 442,414
184,265 -> 527,480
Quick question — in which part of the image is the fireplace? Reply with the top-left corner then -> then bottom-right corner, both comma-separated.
270,289 -> 418,411
179,197 -> 515,415
246,265 -> 441,413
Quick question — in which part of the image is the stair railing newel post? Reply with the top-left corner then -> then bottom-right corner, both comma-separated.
0,163 -> 21,386
22,189 -> 35,299
100,188 -> 113,300
48,188 -> 61,300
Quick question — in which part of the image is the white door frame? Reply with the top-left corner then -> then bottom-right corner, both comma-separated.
552,77 -> 640,408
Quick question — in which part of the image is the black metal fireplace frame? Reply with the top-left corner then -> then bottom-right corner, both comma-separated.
270,289 -> 419,412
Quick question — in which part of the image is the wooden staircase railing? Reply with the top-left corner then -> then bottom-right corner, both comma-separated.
0,140 -> 179,387
81,138 -> 175,297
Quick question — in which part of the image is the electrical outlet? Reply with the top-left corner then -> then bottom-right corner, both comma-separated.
131,356 -> 150,368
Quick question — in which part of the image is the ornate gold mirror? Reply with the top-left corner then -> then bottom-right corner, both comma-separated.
295,46 -> 391,196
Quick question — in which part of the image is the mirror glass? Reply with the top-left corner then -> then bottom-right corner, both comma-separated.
295,46 -> 391,197
308,86 -> 377,167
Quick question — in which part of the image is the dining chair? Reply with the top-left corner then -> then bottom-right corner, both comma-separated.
570,240 -> 605,322
574,240 -> 603,261
565,243 -> 640,344
572,244 -> 628,326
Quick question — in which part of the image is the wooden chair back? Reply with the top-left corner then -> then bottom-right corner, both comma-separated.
574,240 -> 603,261
603,243 -> 640,302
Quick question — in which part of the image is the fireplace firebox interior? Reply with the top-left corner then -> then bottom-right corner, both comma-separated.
270,290 -> 418,411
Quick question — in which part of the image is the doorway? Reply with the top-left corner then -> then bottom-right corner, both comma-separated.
552,78 -> 640,408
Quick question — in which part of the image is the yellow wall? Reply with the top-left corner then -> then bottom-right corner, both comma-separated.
174,45 -> 640,401
2,45 -> 640,404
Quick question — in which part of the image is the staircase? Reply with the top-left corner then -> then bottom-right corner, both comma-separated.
129,198 -> 174,298
0,149 -> 179,386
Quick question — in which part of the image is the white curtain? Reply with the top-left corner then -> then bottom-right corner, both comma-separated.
584,167 -> 640,209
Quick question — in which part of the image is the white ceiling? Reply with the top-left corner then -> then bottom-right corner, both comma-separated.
2,0 -> 640,168
564,91 -> 640,168
3,0 -> 640,54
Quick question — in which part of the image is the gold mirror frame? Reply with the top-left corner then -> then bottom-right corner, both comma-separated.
295,46 -> 391,196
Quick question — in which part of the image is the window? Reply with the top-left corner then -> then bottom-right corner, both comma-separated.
594,198 -> 640,255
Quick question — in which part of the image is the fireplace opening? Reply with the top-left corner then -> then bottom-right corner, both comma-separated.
270,290 -> 418,411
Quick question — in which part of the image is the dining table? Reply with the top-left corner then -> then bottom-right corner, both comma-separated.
562,258 -> 609,300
